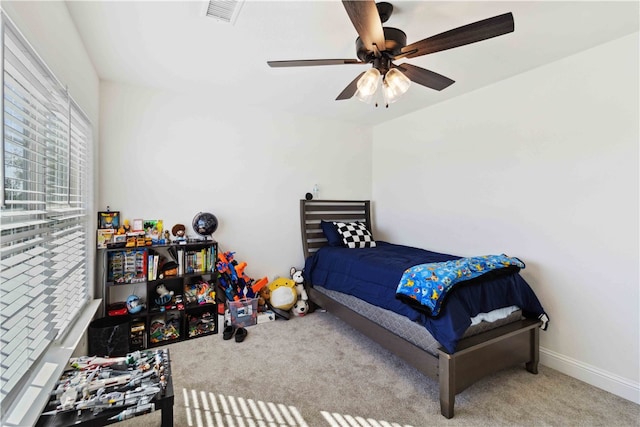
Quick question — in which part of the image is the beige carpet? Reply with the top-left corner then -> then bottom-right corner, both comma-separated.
119,311 -> 639,426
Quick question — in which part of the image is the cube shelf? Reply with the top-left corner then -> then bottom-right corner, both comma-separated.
96,240 -> 219,349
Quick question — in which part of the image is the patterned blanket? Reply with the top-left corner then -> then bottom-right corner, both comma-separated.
396,254 -> 525,316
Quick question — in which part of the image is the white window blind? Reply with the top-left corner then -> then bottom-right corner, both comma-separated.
1,14 -> 92,406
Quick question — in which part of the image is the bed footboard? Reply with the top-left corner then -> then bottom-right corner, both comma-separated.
438,318 -> 540,418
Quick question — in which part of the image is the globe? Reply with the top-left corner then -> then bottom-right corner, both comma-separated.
192,212 -> 218,238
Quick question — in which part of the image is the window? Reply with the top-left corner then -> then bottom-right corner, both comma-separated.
1,13 -> 93,408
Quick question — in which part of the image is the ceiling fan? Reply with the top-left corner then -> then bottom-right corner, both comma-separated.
267,1 -> 514,106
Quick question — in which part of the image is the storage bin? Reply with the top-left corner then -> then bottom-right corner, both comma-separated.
149,310 -> 182,344
228,298 -> 258,328
187,304 -> 218,338
88,316 -> 130,357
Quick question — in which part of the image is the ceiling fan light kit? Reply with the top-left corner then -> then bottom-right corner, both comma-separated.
267,1 -> 515,108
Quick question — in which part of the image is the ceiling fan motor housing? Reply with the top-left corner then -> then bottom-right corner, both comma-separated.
356,27 -> 407,63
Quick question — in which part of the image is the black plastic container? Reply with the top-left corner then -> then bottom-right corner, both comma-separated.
88,316 -> 130,357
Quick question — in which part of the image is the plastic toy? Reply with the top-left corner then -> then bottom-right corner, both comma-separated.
171,224 -> 187,242
107,302 -> 128,316
159,261 -> 178,279
44,349 -> 169,417
251,277 -> 269,310
290,267 -> 309,316
149,315 -> 180,343
126,294 -> 144,314
187,310 -> 216,337
184,280 -> 216,305
216,250 -> 267,302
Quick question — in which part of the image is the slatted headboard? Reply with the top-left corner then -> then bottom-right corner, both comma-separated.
300,199 -> 372,258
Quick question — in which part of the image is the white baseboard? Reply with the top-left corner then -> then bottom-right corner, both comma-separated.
540,346 -> 640,404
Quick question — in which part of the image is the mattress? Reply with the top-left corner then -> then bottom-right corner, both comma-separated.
314,285 -> 523,356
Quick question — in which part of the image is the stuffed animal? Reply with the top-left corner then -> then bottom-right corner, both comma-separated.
290,267 -> 309,316
257,285 -> 271,308
154,283 -> 174,307
267,277 -> 297,311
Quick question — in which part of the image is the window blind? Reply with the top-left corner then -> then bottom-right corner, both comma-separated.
1,14 -> 92,405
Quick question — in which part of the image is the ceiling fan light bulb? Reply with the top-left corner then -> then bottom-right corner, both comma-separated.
385,68 -> 411,96
355,88 -> 375,104
382,80 -> 401,104
356,68 -> 381,97
382,80 -> 399,104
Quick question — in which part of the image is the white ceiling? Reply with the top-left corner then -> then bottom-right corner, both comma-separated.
65,1 -> 639,126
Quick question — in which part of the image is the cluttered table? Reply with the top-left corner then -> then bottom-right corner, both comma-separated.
36,349 -> 174,427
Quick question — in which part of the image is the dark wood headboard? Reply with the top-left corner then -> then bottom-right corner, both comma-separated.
300,199 -> 372,258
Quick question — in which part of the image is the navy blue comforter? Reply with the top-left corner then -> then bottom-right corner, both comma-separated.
304,241 -> 546,353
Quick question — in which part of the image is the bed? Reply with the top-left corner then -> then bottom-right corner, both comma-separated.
300,199 -> 547,418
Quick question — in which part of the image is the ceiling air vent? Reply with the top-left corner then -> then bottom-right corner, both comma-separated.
203,0 -> 245,25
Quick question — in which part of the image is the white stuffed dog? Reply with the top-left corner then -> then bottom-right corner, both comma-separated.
290,267 -> 309,316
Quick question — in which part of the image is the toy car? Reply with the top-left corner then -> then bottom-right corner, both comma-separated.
107,302 -> 128,316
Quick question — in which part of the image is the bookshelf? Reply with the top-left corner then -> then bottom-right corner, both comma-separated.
96,240 -> 219,350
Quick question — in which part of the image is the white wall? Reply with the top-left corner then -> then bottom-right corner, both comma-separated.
1,1 -> 99,125
373,34 -> 639,402
99,82 -> 372,280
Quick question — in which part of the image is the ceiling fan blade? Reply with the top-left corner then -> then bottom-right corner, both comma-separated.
267,59 -> 364,68
395,63 -> 454,91
402,12 -> 514,59
342,0 -> 386,53
336,72 -> 365,100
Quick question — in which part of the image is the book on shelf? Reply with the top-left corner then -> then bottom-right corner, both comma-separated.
148,254 -> 154,281
184,248 -> 210,274
177,249 -> 184,275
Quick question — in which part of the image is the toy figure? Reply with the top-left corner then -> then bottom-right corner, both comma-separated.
164,230 -> 171,243
171,224 -> 187,243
